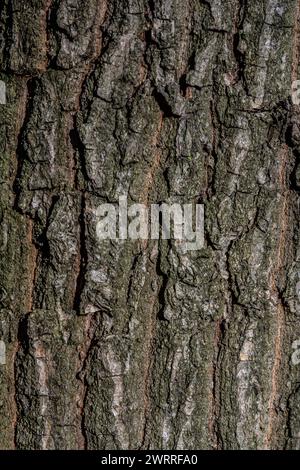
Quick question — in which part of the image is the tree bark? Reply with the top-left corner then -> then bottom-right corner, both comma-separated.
1,0 -> 300,450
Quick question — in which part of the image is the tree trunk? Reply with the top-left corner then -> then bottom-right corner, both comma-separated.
1,0 -> 300,450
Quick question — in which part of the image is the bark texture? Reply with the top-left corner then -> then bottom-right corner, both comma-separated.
1,0 -> 300,450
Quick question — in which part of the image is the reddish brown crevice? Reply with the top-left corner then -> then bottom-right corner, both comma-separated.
139,258 -> 160,448
208,318 -> 226,449
26,219 -> 39,312
264,0 -> 300,445
11,340 -> 20,449
264,144 -> 290,449
75,313 -> 97,450
37,0 -> 53,72
139,111 -> 164,447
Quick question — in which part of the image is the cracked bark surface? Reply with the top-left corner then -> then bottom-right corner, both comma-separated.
1,0 -> 300,450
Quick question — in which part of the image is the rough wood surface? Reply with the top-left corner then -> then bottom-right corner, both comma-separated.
1,0 -> 300,450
